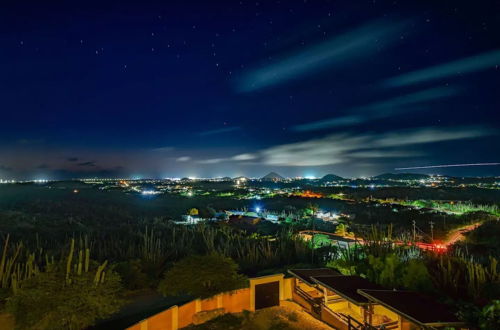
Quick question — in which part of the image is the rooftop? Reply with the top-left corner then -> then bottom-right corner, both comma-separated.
358,289 -> 464,327
311,275 -> 385,305
288,268 -> 340,286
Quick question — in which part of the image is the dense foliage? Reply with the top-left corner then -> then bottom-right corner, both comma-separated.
159,254 -> 247,298
3,239 -> 124,330
0,182 -> 498,328
327,232 -> 500,329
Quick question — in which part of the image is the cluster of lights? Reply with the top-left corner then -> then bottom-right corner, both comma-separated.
141,190 -> 160,195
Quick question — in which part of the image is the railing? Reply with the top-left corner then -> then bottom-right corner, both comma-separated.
322,305 -> 365,329
375,319 -> 399,329
325,295 -> 344,304
293,288 -> 398,330
294,287 -> 322,315
295,287 -> 316,303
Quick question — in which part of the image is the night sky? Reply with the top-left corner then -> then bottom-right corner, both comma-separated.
1,0 -> 499,179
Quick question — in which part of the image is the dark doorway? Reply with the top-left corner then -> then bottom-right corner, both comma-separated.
255,281 -> 280,310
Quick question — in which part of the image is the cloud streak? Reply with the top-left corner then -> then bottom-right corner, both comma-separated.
256,126 -> 494,166
383,49 -> 500,87
237,19 -> 408,92
198,126 -> 241,136
194,126 -> 494,167
292,86 -> 458,132
77,161 -> 97,167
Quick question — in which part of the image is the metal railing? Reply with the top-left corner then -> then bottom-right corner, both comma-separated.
322,304 -> 399,330
294,287 -> 322,315
323,304 -> 365,329
292,287 -> 399,330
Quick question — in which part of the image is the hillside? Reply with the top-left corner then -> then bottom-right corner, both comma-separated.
320,174 -> 344,182
374,173 -> 430,180
261,172 -> 285,181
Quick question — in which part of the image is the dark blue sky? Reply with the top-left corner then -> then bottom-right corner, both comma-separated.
1,0 -> 499,179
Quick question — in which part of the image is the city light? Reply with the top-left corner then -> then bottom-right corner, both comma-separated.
141,190 -> 160,195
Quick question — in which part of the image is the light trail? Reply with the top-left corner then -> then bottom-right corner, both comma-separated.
395,162 -> 500,170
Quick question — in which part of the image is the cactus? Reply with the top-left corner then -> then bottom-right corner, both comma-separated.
93,260 -> 108,286
65,239 -> 75,284
77,249 -> 83,275
85,248 -> 90,273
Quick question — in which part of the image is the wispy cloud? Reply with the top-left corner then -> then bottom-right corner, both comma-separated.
176,156 -> 191,162
383,49 -> 500,87
237,19 -> 409,92
197,158 -> 226,164
194,153 -> 256,165
349,150 -> 422,158
198,126 -> 241,136
292,86 -> 458,132
231,153 -> 257,161
77,161 -> 97,167
193,126 -> 492,167
0,165 -> 13,172
253,126 -> 494,166
151,146 -> 174,152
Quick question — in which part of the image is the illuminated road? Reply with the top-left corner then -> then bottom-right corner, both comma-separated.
300,222 -> 482,253
443,222 -> 481,246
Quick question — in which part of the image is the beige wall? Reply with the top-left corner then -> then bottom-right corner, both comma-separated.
127,274 -> 288,330
177,301 -> 196,328
283,277 -> 293,300
373,304 -> 399,321
222,288 -> 251,313
327,300 -> 349,311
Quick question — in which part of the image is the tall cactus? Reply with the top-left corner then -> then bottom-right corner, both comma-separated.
93,260 -> 108,286
65,239 -> 75,284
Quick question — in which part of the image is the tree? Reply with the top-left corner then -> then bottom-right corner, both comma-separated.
188,208 -> 199,216
401,259 -> 433,292
479,300 -> 500,330
158,253 -> 247,298
335,223 -> 346,236
367,253 -> 403,288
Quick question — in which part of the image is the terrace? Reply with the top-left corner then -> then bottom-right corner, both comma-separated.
312,275 -> 398,330
359,290 -> 466,329
286,269 -> 467,330
288,268 -> 340,316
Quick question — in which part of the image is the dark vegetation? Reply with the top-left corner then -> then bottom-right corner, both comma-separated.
0,182 -> 498,328
328,228 -> 500,329
159,254 -> 247,298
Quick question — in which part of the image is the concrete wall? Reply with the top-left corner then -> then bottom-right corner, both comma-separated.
283,277 -> 293,300
321,305 -> 348,330
177,301 -> 196,329
373,304 -> 399,322
127,274 -> 289,330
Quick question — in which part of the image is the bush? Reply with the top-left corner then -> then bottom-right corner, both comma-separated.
6,263 -> 124,330
158,253 -> 247,298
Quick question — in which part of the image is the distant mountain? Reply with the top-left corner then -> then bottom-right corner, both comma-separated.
374,173 -> 430,180
320,174 -> 344,182
261,172 -> 285,181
